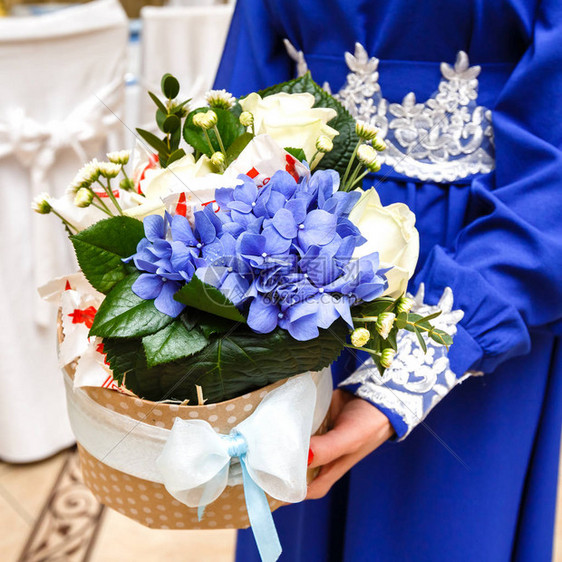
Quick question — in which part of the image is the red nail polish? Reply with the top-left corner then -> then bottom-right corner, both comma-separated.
308,448 -> 314,466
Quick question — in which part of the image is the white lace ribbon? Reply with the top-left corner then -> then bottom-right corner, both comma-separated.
64,368 -> 332,497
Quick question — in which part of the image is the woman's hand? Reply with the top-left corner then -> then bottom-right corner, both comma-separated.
306,389 -> 394,500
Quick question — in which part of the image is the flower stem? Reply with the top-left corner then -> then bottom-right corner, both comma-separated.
91,201 -> 114,216
344,344 -> 381,357
212,125 -> 227,156
97,179 -> 123,215
89,187 -> 113,214
341,140 -> 362,191
348,169 -> 370,190
51,209 -> 78,234
203,130 -> 215,155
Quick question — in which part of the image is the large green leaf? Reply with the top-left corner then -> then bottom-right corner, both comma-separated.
90,274 -> 175,339
174,275 -> 246,323
70,217 -> 144,294
183,108 -> 245,157
142,321 -> 209,368
102,320 -> 348,403
257,72 -> 360,177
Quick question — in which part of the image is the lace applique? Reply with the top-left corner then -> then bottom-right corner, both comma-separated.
339,286 -> 473,439
284,41 -> 495,183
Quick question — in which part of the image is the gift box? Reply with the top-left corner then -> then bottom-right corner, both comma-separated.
62,351 -> 331,531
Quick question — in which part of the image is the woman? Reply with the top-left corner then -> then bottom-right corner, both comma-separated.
215,1 -> 562,560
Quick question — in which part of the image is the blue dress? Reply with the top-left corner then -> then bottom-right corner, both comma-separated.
215,0 -> 562,559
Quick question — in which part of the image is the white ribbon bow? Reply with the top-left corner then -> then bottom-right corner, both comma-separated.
156,373 -> 317,508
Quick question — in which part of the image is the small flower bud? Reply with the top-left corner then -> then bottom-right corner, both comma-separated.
211,151 -> 226,169
205,89 -> 235,110
380,348 -> 397,369
355,120 -> 380,141
357,144 -> 378,166
31,192 -> 52,214
193,110 -> 218,130
74,187 -> 94,208
98,162 -> 121,179
316,135 -> 334,153
395,296 -> 415,314
239,111 -> 254,128
107,150 -> 131,165
119,177 -> 135,192
351,327 -> 371,348
375,312 -> 396,339
372,137 -> 387,152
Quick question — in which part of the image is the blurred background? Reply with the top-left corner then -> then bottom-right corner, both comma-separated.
0,0 -> 560,560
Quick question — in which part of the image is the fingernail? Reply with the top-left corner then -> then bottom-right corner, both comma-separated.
307,448 -> 314,466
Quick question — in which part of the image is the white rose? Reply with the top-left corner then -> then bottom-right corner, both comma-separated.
349,188 -> 420,298
239,92 -> 338,164
140,153 -> 215,201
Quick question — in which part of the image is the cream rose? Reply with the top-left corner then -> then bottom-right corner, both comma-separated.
239,92 -> 338,165
140,153 -> 215,201
349,188 -> 420,298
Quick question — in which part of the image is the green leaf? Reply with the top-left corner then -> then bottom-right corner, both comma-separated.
101,338 -> 141,384
110,320 -> 348,403
163,114 -> 181,134
429,329 -> 453,348
183,108 -> 245,157
257,72 -> 360,177
161,73 -> 180,99
174,275 -> 246,323
284,147 -> 306,162
142,321 -> 209,368
226,132 -> 254,164
136,128 -> 169,155
167,148 -> 186,166
90,274 -> 175,339
413,326 -> 428,353
70,216 -> 144,294
356,298 -> 396,319
148,91 -> 167,113
416,310 -> 442,324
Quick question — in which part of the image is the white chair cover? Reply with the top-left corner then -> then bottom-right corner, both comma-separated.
139,4 -> 234,126
0,0 -> 128,462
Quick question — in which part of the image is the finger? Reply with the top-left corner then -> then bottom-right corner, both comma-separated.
306,449 -> 363,500
308,410 -> 368,468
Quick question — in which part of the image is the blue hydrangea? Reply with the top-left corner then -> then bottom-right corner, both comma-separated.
126,168 -> 389,340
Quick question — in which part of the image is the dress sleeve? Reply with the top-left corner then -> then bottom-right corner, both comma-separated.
341,0 -> 562,438
214,0 -> 293,96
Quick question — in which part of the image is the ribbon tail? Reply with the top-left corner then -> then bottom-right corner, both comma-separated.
240,455 -> 282,562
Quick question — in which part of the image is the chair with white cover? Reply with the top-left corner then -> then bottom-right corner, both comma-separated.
0,0 -> 128,462
139,4 -> 234,127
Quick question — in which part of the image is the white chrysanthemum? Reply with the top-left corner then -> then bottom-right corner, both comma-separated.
315,135 -> 334,153
210,151 -> 225,169
68,160 -> 100,193
355,120 -> 380,141
351,327 -> 371,347
107,150 -> 131,165
375,312 -> 396,340
239,111 -> 254,127
380,348 -> 397,369
74,187 -> 94,208
193,110 -> 218,130
205,89 -> 236,110
395,296 -> 415,314
31,192 -> 52,214
98,162 -> 121,179
372,137 -> 387,152
357,144 -> 381,171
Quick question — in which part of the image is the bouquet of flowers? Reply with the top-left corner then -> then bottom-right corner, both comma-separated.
37,73 -> 452,562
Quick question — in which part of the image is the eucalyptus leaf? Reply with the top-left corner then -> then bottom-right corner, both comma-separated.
90,274 -> 175,339
167,148 -> 186,166
136,128 -> 169,155
161,73 -> 180,99
163,114 -> 181,134
148,91 -> 167,114
70,216 -> 144,294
